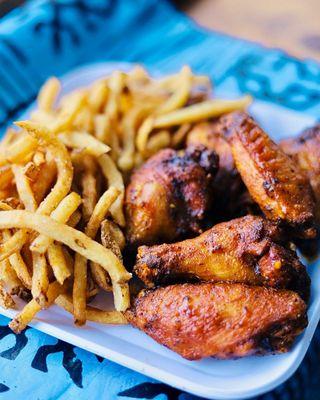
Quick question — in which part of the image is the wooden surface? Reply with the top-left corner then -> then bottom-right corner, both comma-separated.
176,0 -> 320,62
1,0 -> 319,61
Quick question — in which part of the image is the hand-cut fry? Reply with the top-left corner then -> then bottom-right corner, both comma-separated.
12,165 -> 37,211
23,161 -> 40,182
79,154 -> 99,223
104,71 -> 125,118
31,157 -> 56,204
8,252 -> 32,289
91,219 -> 125,292
73,253 -> 87,325
86,186 -> 120,238
37,77 -> 61,112
31,191 -> 82,253
73,186 -> 120,324
67,210 -> 81,228
2,230 -> 32,289
94,114 -> 111,144
58,131 -> 110,157
155,96 -> 252,129
52,91 -> 87,133
101,219 -> 125,257
55,294 -> 127,324
90,262 -> 112,292
172,123 -> 191,147
9,281 -> 65,333
0,258 -> 22,295
0,134 -> 37,167
33,151 -> 46,166
0,281 -> 16,309
0,201 -> 14,211
145,130 -> 171,157
47,243 -> 71,284
156,66 -> 192,115
73,105 -> 94,133
98,154 -> 125,226
0,211 -> 131,301
88,80 -> 109,113
31,252 -> 49,307
15,121 -> 73,215
0,229 -> 28,261
135,117 -> 154,154
118,106 -> 152,171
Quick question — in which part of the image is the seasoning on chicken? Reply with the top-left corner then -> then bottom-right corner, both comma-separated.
126,282 -> 307,360
186,119 -> 245,219
223,111 -> 316,239
134,215 -> 310,301
280,124 -> 320,224
125,145 -> 218,247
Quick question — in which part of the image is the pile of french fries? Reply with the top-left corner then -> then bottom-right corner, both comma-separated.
0,65 -> 251,333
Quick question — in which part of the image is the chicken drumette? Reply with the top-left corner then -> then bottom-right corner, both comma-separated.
134,215 -> 310,300
125,145 -> 218,247
126,282 -> 307,360
223,111 -> 316,238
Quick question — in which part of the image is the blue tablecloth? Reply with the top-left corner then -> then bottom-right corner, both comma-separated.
0,1 -> 319,399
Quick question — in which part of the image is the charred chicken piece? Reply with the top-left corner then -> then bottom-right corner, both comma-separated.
134,215 -> 310,301
125,145 -> 218,247
280,124 -> 320,224
223,111 -> 316,239
186,120 -> 245,219
126,282 -> 307,360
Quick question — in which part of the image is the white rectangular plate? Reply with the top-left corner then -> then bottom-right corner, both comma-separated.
1,62 -> 319,400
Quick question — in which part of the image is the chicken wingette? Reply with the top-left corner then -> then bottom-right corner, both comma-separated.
125,145 -> 218,247
222,111 -> 316,239
134,215 -> 310,300
280,124 -> 320,224
126,282 -> 307,360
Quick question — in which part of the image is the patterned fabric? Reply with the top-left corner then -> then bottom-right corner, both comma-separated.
0,1 -> 319,399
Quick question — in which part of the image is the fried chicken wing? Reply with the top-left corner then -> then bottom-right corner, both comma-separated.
125,145 -> 218,247
223,111 -> 316,238
280,124 -> 320,224
186,120 -> 245,218
134,215 -> 310,300
126,282 -> 307,360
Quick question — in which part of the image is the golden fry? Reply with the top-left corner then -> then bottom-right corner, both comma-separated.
58,131 -> 110,157
37,77 -> 61,112
155,96 -> 252,128
9,281 -> 65,333
12,164 -> 37,212
0,134 -> 37,167
31,191 -> 82,253
98,154 -> 125,226
31,252 -> 49,307
15,121 -> 73,215
47,243 -> 71,284
56,294 -> 127,324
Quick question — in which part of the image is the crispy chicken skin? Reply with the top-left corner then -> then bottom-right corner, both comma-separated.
134,215 -> 310,300
125,145 -> 218,247
280,124 -> 320,224
223,111 -> 316,239
126,283 -> 307,360
186,120 -> 244,218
